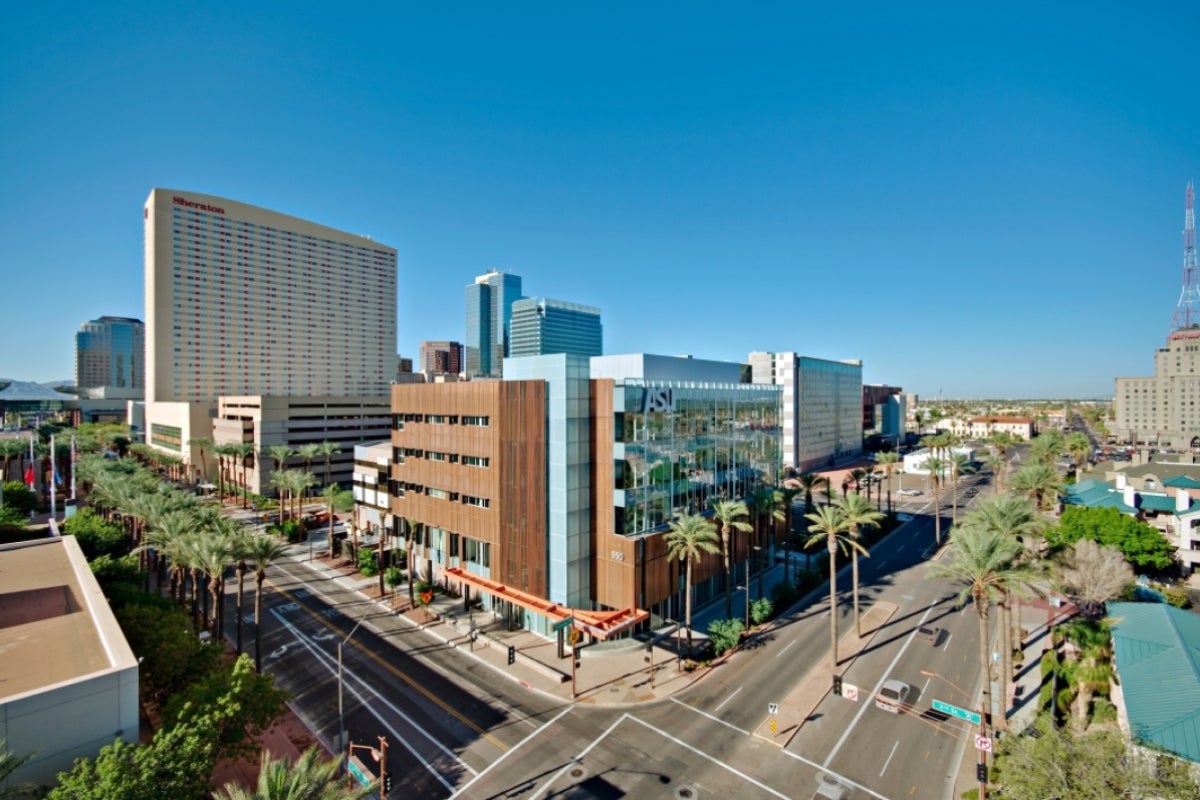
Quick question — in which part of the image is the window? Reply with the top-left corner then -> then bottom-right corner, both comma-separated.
428,451 -> 448,462
462,455 -> 490,468
462,415 -> 490,427
463,495 -> 490,509
427,414 -> 449,424
427,488 -> 448,500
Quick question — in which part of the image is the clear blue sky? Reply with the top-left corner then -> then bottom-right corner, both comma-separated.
2,2 -> 1197,399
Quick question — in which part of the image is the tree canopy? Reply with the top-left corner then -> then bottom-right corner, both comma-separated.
1048,506 -> 1176,571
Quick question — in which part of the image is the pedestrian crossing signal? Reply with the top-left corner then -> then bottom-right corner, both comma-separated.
507,645 -> 516,665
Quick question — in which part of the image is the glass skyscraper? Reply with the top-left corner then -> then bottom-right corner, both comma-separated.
508,298 -> 602,360
75,316 -> 145,390
465,270 -> 523,377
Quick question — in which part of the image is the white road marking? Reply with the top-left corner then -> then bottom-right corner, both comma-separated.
528,715 -> 629,800
626,716 -> 794,800
447,706 -> 573,800
922,677 -> 931,696
714,686 -> 743,711
669,697 -> 751,735
271,609 -> 473,788
780,748 -> 890,800
879,740 -> 899,776
823,597 -> 941,767
776,640 -> 797,659
944,632 -> 954,648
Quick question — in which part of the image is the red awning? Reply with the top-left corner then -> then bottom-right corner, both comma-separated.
445,567 -> 649,641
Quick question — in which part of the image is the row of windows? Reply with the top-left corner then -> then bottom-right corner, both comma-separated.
393,480 -> 491,508
394,447 -> 489,468
393,414 -> 490,429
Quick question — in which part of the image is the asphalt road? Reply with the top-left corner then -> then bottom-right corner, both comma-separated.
229,468 -> 998,800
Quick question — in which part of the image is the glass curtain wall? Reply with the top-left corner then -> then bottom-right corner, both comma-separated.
617,380 -> 782,536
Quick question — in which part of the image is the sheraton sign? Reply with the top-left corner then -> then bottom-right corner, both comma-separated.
173,195 -> 225,214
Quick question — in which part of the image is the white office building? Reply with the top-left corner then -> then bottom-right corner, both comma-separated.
749,351 -> 863,473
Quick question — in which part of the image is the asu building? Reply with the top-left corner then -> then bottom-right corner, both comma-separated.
391,353 -> 782,639
142,189 -> 397,488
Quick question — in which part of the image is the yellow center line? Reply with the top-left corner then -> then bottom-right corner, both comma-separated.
267,577 -> 509,752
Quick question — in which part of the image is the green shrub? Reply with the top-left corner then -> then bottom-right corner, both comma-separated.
62,507 -> 128,559
707,618 -> 744,656
384,566 -> 403,592
750,597 -> 774,625
1163,586 -> 1190,609
1092,696 -> 1117,724
770,580 -> 798,609
1,481 -> 38,516
358,547 -> 378,577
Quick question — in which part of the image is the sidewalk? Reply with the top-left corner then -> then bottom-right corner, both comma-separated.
949,593 -> 1078,798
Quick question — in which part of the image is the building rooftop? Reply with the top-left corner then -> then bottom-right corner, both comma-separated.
0,536 -> 137,703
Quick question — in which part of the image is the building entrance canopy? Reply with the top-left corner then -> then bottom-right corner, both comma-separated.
445,568 -> 648,640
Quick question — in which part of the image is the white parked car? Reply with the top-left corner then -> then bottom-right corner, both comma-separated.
897,488 -> 923,497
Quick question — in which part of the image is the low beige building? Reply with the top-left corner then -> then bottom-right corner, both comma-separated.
0,536 -> 139,788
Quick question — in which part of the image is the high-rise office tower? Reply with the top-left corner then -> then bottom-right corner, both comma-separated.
508,298 -> 602,359
75,316 -> 144,391
144,189 -> 397,402
419,341 -> 464,375
465,270 -> 523,378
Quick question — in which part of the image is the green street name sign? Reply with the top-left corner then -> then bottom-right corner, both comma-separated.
932,699 -> 981,725
552,617 -> 575,633
347,756 -> 375,788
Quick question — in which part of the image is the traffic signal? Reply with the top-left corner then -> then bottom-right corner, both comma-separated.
383,773 -> 393,792
976,763 -> 988,783
832,674 -> 843,696
507,645 -> 516,665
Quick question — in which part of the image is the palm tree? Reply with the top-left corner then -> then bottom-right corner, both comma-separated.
0,438 -> 24,483
925,456 -> 947,545
1009,462 -> 1062,510
269,469 -> 294,524
317,440 -> 341,487
775,486 -> 801,584
665,512 -> 721,655
794,471 -> 829,516
246,534 -> 291,672
296,442 -> 322,506
985,431 -> 1017,491
214,443 -> 240,503
979,450 -> 1007,495
1060,619 -> 1114,734
233,442 -> 256,507
192,525 -> 238,642
804,504 -> 865,671
187,436 -> 213,484
959,495 -> 1045,719
213,745 -> 373,800
874,451 -> 900,514
948,452 -> 977,527
834,492 -> 884,636
232,531 -> 254,654
750,486 -> 785,596
399,516 -> 423,605
710,499 -> 753,620
1065,431 -> 1091,482
930,524 -> 1036,733
265,444 -> 295,510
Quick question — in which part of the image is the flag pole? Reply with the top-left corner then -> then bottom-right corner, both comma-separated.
70,434 -> 77,501
49,434 -> 56,522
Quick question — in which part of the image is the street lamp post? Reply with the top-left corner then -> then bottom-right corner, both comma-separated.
922,669 -> 988,800
338,612 -> 371,759
753,545 -> 763,601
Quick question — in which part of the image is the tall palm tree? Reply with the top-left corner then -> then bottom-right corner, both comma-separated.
266,444 -> 295,505
948,451 -> 977,527
1009,462 -> 1062,510
269,469 -> 294,523
776,486 -> 801,584
665,512 -> 721,655
246,534 -> 291,672
874,451 -> 900,514
296,443 -> 322,507
232,530 -> 254,654
794,472 -> 829,517
317,440 -> 341,487
710,499 -> 752,620
930,524 -> 1035,733
187,436 -> 214,484
985,431 -> 1017,491
214,443 -> 240,503
804,504 -> 865,671
958,495 -> 1045,718
192,525 -> 238,642
400,516 -> 422,605
1065,431 -> 1091,482
834,492 -> 884,636
233,442 -> 256,507
925,456 -> 948,545
750,486 -> 785,596
979,450 -> 1007,496
290,469 -> 317,521
213,745 -> 373,800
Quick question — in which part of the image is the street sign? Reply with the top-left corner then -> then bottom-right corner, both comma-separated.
975,735 -> 993,752
932,699 -> 982,725
768,703 -> 779,715
842,683 -> 859,701
552,617 -> 575,633
347,755 -> 375,788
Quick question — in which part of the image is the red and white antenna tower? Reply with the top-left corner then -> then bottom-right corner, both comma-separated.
1172,181 -> 1199,330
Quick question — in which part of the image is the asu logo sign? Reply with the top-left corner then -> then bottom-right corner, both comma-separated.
642,388 -> 673,413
